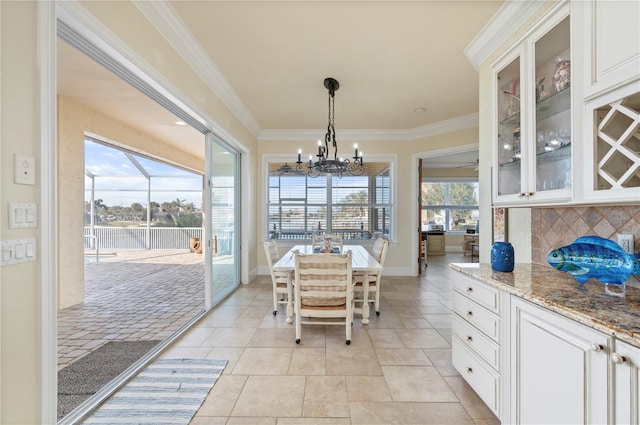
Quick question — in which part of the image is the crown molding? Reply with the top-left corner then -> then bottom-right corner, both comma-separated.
133,0 -> 262,137
260,113 -> 478,142
464,0 -> 546,71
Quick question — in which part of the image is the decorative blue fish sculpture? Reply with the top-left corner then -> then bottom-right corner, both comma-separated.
547,236 -> 640,285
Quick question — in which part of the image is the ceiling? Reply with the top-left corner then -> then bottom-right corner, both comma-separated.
57,1 -> 504,160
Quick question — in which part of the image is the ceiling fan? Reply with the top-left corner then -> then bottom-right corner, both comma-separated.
456,159 -> 480,171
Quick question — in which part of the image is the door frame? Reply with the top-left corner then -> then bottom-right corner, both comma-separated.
205,133 -> 242,309
40,2 -> 249,422
411,143 -> 479,275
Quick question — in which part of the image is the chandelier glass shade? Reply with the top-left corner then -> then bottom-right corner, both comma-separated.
291,78 -> 365,178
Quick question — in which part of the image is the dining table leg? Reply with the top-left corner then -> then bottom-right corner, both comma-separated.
361,272 -> 370,325
286,270 -> 294,324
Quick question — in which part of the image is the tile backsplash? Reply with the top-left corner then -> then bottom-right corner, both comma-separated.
532,205 -> 640,285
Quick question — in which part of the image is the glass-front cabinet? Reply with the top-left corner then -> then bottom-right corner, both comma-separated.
493,4 -> 572,206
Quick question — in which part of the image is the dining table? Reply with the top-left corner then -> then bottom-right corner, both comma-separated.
272,244 -> 383,325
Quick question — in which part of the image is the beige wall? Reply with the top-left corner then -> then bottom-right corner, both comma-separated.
57,95 -> 205,309
1,2 -> 40,422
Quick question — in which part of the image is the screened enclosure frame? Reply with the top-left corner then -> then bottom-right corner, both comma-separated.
84,137 -> 204,249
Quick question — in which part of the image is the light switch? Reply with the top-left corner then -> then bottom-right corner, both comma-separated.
2,245 -> 12,262
14,243 -> 24,259
26,206 -> 35,223
26,242 -> 34,258
15,207 -> 25,224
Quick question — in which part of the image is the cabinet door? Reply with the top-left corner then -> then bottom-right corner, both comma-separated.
612,339 -> 640,425
511,297 -> 609,425
582,0 -> 640,99
530,14 -> 572,198
492,3 -> 572,206
494,50 -> 525,204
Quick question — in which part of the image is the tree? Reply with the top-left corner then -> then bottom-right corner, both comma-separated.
336,191 -> 368,227
172,198 -> 186,217
85,199 -> 107,224
422,183 -> 445,215
131,202 -> 145,222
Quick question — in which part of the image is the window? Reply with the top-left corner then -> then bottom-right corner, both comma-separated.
422,180 -> 479,233
266,159 -> 393,241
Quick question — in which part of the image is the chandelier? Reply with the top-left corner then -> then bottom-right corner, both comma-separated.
291,78 -> 365,178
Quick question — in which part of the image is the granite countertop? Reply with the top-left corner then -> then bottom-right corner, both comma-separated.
449,262 -> 640,347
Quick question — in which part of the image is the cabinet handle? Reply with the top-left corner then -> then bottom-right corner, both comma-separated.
466,336 -> 473,342
466,367 -> 473,373
590,343 -> 604,352
467,311 -> 473,317
466,287 -> 473,293
612,353 -> 627,364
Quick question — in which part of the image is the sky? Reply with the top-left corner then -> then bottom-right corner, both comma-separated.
84,140 -> 204,208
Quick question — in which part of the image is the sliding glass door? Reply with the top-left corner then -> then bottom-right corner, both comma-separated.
206,134 -> 240,307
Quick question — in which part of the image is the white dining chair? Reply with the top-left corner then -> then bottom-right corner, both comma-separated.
263,240 -> 289,315
354,237 -> 388,316
293,250 -> 354,345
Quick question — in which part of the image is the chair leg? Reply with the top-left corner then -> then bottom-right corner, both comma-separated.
346,305 -> 352,345
295,304 -> 301,344
273,290 -> 278,315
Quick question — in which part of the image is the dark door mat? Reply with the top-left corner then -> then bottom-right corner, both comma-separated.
58,340 -> 160,420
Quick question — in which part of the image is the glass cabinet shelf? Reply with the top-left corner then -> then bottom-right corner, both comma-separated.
499,87 -> 571,126
499,142 -> 571,168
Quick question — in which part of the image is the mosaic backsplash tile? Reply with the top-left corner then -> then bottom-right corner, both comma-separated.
532,205 -> 640,285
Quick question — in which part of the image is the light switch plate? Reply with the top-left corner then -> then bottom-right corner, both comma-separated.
0,238 -> 36,267
14,154 -> 35,185
8,203 -> 37,229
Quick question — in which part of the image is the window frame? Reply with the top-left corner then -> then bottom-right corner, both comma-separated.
263,154 -> 397,244
421,178 -> 479,234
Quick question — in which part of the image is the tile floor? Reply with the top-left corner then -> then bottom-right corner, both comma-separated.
157,253 -> 500,425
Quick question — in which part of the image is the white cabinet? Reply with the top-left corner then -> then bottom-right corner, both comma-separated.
492,3 -> 573,206
510,297 -> 610,424
580,0 -> 640,100
612,339 -> 640,424
452,274 -> 505,419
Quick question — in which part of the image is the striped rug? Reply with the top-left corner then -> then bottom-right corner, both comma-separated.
83,358 -> 227,424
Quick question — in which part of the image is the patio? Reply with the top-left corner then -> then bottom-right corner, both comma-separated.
57,249 -> 206,370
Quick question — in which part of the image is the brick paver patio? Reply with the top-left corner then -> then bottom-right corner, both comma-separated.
57,249 -> 205,370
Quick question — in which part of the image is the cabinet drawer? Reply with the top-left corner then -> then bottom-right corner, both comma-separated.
452,275 -> 500,314
452,334 -> 500,416
453,292 -> 500,343
453,314 -> 500,371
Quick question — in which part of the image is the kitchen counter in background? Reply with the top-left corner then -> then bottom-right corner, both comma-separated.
449,262 -> 640,347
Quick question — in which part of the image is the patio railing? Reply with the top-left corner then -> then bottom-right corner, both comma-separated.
268,229 -> 374,240
84,227 -> 203,250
